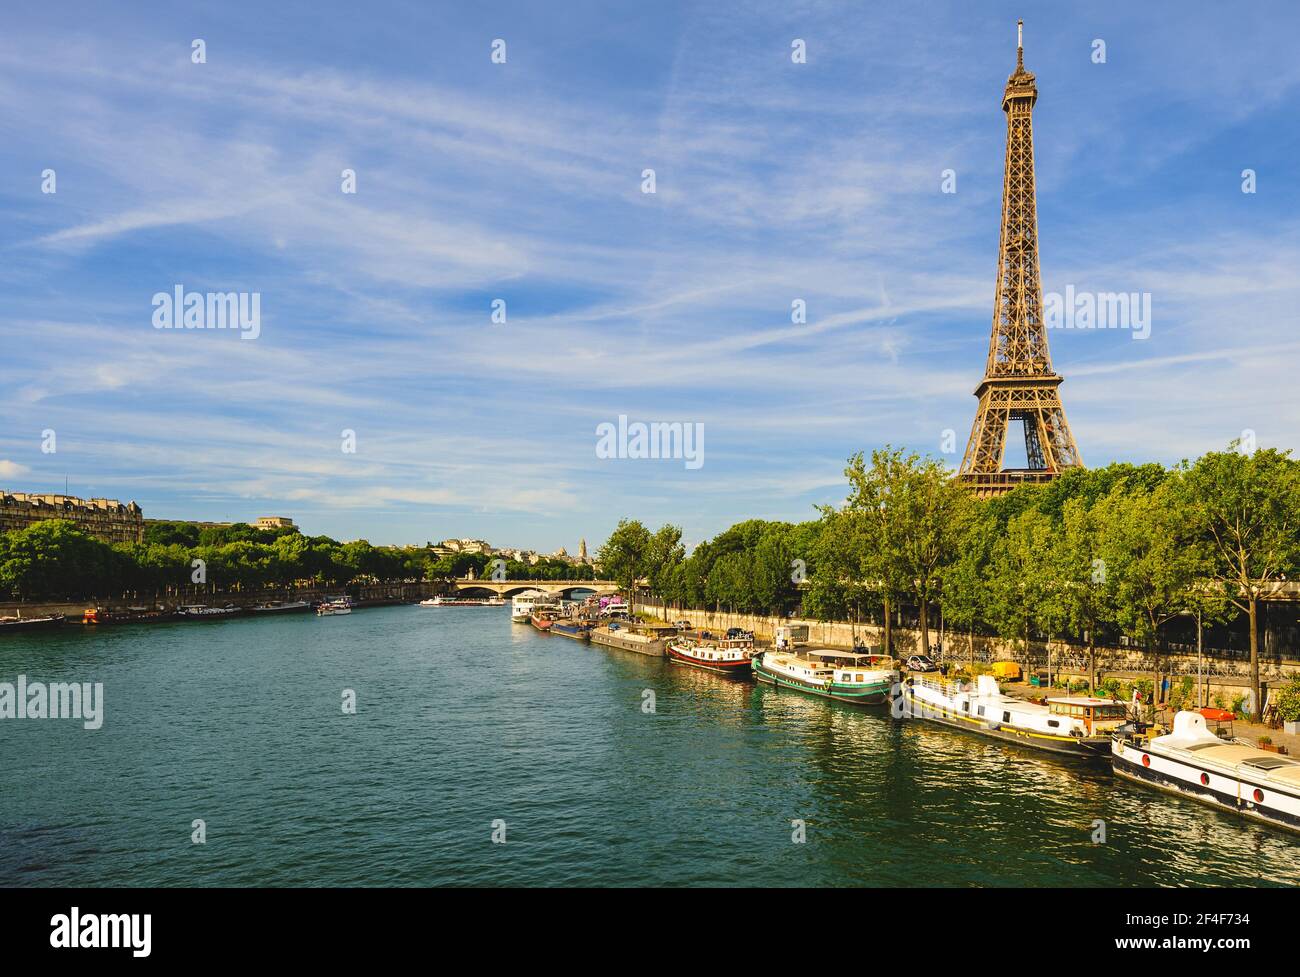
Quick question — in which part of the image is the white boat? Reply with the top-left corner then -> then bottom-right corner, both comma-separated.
899,674 -> 1126,758
510,590 -> 546,623
1112,711 -> 1300,833
419,595 -> 506,607
316,600 -> 352,617
248,600 -> 311,614
177,604 -> 241,619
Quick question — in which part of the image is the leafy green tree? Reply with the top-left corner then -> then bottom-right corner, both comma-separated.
596,519 -> 652,615
644,524 -> 685,607
1054,497 -> 1115,690
987,508 -> 1056,670
842,447 -> 970,655
1179,445 -> 1300,719
940,502 -> 998,669
1094,481 -> 1206,713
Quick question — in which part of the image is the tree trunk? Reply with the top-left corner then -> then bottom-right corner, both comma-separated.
969,627 -> 975,674
883,596 -> 892,657
1249,596 -> 1261,721
918,596 -> 930,657
1147,636 -> 1157,724
1088,639 -> 1096,694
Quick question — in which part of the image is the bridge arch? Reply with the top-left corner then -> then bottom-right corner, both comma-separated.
447,579 -> 621,598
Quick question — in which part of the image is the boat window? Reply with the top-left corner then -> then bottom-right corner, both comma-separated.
1002,712 -> 1011,723
856,674 -> 864,683
962,702 -> 969,712
1047,719 -> 1059,728
977,706 -> 985,717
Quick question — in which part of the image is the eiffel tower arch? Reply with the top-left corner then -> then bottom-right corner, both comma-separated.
958,21 -> 1083,498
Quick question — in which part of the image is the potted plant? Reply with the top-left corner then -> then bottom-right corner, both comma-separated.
1258,736 -> 1275,752
1277,680 -> 1300,735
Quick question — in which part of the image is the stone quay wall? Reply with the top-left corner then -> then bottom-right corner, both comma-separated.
638,602 -> 1300,702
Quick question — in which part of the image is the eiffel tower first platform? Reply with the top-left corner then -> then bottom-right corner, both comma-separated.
958,21 -> 1083,498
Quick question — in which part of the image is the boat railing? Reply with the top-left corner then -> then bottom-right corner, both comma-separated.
909,675 -> 977,698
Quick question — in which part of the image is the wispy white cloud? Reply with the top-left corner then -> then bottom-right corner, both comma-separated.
1,3 -> 1297,548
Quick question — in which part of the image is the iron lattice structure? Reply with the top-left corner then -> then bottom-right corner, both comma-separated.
958,23 -> 1083,498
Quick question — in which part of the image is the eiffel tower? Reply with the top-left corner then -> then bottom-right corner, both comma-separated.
958,21 -> 1083,498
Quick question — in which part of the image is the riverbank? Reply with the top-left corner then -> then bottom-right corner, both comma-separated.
638,602 -> 1300,704
0,582 -> 440,623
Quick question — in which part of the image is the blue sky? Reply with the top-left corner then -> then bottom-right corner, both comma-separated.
1,1 -> 1298,552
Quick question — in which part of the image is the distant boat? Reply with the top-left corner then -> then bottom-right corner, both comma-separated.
550,619 -> 593,641
590,621 -> 675,657
316,599 -> 352,617
0,613 -> 65,633
420,595 -> 505,607
510,590 -> 545,623
249,601 -> 312,614
530,608 -> 558,631
176,605 -> 241,619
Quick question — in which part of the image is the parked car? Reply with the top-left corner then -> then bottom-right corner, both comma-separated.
673,619 -> 692,630
906,654 -> 940,673
726,627 -> 752,639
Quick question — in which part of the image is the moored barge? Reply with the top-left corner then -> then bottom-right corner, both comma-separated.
1112,711 -> 1300,833
899,674 -> 1125,759
666,628 -> 755,675
550,619 -> 593,641
753,647 -> 896,704
0,612 -> 66,633
589,621 -> 675,657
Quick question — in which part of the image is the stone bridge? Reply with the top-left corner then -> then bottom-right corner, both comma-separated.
448,578 -> 621,598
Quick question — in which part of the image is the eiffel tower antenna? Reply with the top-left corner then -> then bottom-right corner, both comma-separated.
958,20 -> 1083,498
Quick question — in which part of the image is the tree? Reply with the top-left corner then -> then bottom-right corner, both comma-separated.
644,524 -> 685,607
1054,497 -> 1114,690
1179,446 -> 1300,720
842,447 -> 971,656
987,508 -> 1057,672
940,503 -> 998,670
1094,481 -> 1206,715
596,520 -> 652,616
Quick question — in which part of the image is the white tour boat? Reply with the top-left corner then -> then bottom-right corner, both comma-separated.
316,599 -> 353,617
510,590 -> 546,623
1112,711 -> 1300,833
899,674 -> 1126,759
419,595 -> 505,607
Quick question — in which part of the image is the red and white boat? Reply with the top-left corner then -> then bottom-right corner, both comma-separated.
666,629 -> 756,675
530,608 -> 559,631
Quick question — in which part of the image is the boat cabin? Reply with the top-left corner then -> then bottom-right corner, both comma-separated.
809,649 -> 887,685
1046,697 -> 1129,735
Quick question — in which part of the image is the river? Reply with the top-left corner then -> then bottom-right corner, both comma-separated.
1,603 -> 1296,886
